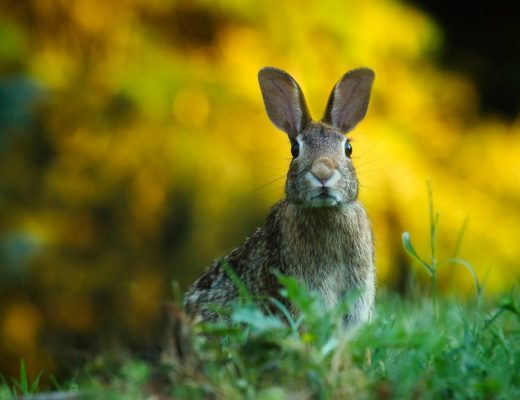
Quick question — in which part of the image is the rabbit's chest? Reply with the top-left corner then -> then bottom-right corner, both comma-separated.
275,201 -> 374,309
310,266 -> 351,308
281,234 -> 360,307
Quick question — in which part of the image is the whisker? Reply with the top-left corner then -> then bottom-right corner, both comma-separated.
355,138 -> 387,159
355,199 -> 383,231
243,186 -> 285,201
257,186 -> 285,195
358,183 -> 401,195
243,175 -> 286,197
356,168 -> 388,175
353,157 -> 388,168
358,183 -> 383,191
256,165 -> 287,171
357,161 -> 397,171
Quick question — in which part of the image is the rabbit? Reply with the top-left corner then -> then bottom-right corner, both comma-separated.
184,67 -> 376,329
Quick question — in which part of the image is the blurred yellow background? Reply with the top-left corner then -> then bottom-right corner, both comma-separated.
0,0 -> 519,379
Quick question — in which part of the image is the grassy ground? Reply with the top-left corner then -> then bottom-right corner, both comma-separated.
1,281 -> 519,400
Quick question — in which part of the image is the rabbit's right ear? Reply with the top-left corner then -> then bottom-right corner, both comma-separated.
322,68 -> 375,133
258,67 -> 311,139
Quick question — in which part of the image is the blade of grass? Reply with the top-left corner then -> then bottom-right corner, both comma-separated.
222,262 -> 253,303
427,180 -> 438,270
49,375 -> 61,391
268,297 -> 298,334
401,232 -> 432,275
0,373 -> 15,398
19,359 -> 28,394
441,257 -> 481,296
427,181 -> 439,319
29,371 -> 43,394
451,217 -> 468,260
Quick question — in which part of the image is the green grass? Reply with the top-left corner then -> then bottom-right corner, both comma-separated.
0,360 -> 42,398
402,181 -> 482,319
1,188 -> 520,399
153,277 -> 519,400
2,281 -> 518,400
1,285 -> 519,399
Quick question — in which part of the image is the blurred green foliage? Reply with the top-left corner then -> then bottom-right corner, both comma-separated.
0,0 -> 519,381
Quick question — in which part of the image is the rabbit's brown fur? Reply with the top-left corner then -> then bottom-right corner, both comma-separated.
184,67 -> 376,328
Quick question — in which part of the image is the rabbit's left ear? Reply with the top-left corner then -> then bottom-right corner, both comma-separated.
322,68 -> 375,133
258,67 -> 311,139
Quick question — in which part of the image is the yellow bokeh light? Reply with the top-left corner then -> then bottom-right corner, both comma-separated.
2,303 -> 42,354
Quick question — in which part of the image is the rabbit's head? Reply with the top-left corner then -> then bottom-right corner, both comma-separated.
258,67 -> 375,208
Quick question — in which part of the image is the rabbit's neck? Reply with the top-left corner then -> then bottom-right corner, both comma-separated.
277,201 -> 372,253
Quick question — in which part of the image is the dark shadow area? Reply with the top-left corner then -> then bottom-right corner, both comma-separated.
411,0 -> 520,118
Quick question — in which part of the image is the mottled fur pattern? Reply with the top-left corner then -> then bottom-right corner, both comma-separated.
184,67 -> 376,329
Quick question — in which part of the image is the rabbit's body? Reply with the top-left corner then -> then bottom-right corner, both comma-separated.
184,199 -> 374,326
184,68 -> 376,328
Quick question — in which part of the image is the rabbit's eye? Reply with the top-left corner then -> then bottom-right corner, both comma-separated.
344,141 -> 353,157
291,141 -> 300,158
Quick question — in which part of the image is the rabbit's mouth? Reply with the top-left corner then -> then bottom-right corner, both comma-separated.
309,190 -> 340,208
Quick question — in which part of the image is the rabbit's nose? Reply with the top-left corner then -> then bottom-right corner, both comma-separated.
311,157 -> 335,183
